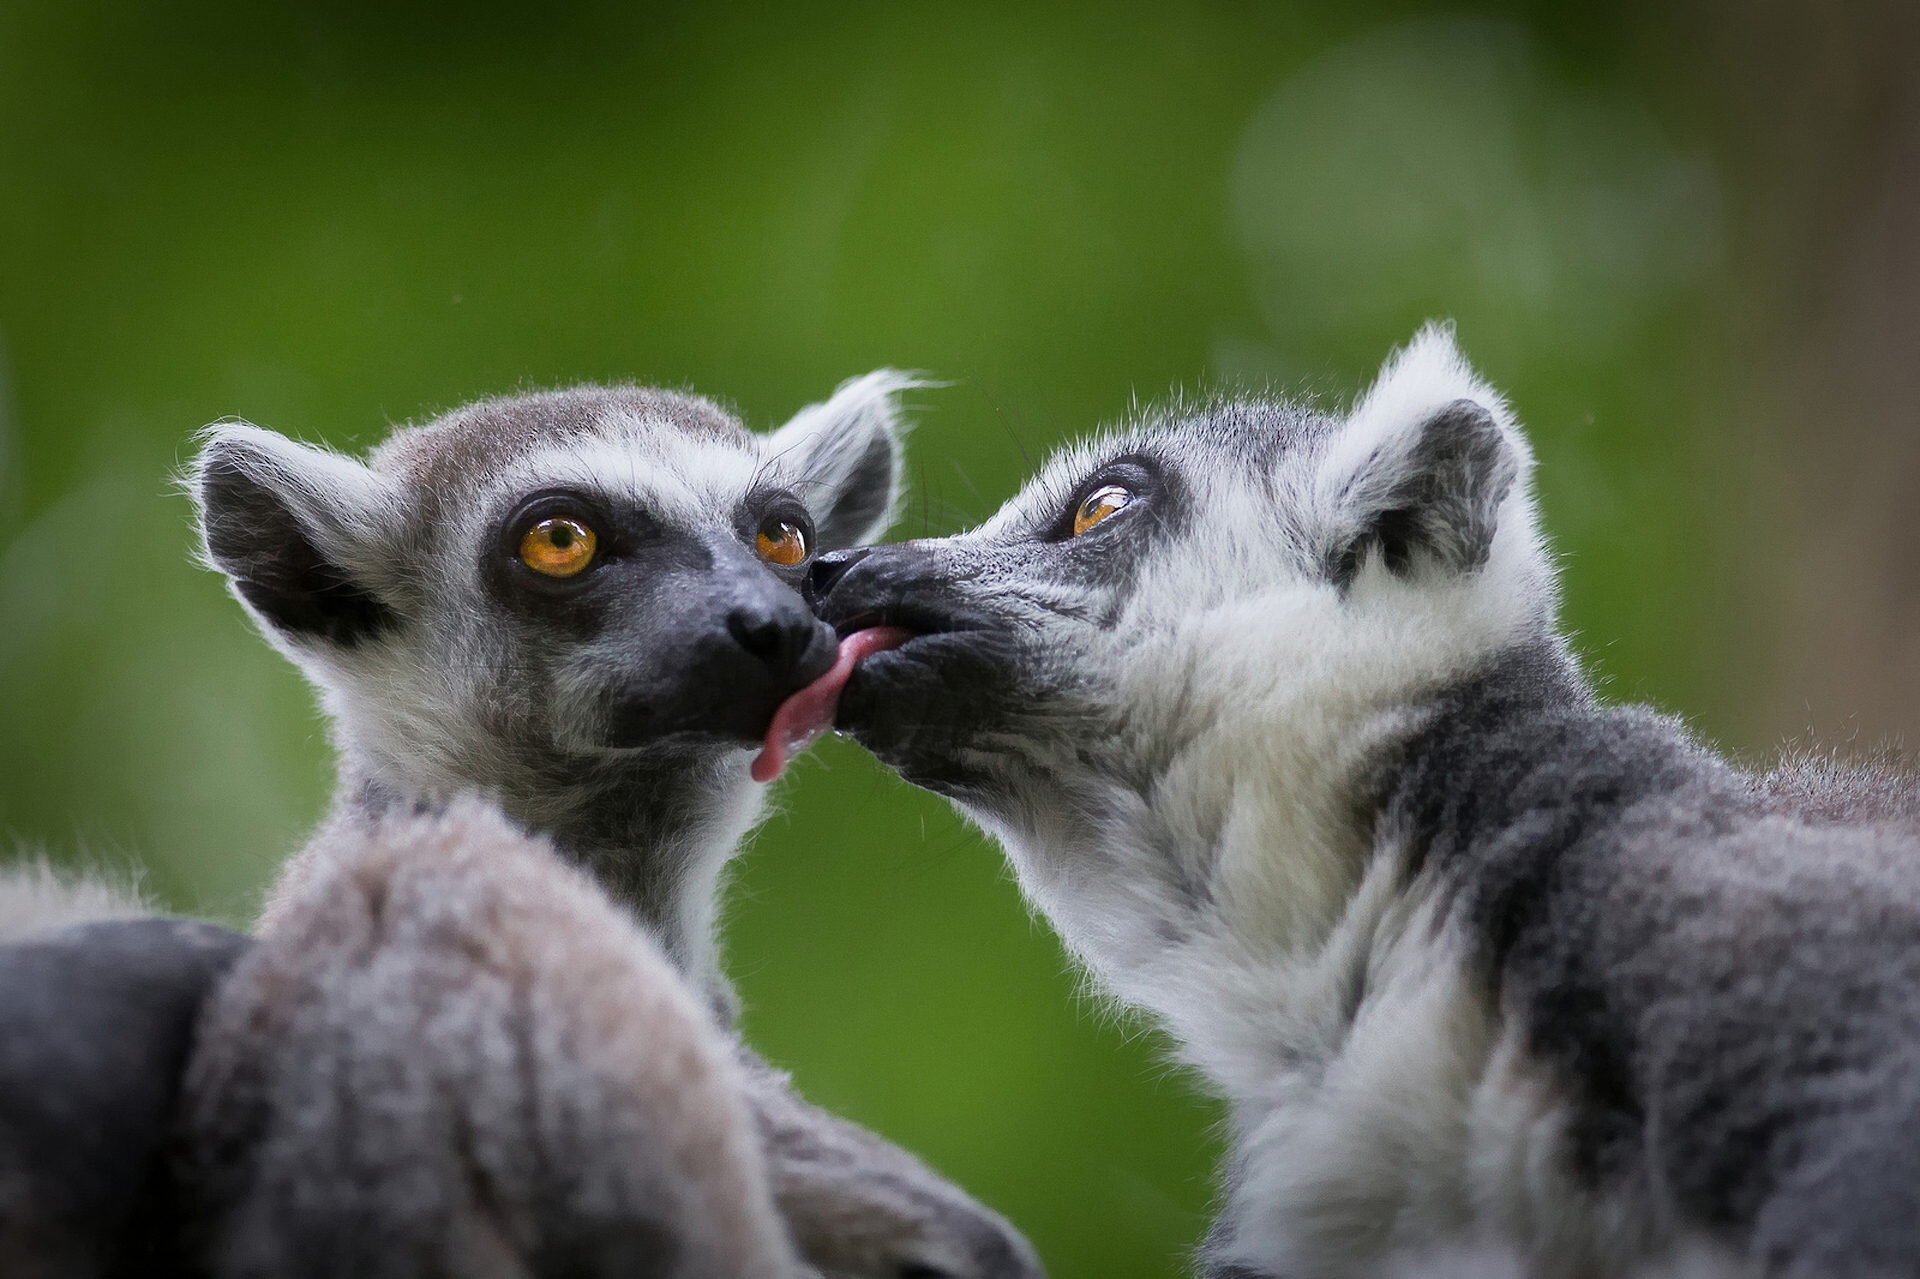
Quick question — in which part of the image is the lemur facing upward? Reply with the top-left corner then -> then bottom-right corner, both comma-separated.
0,375 -> 1040,1278
188,374 -> 1038,1279
804,328 -> 1920,1277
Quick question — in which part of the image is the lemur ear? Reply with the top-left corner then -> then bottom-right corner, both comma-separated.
1315,326 -> 1526,587
765,370 -> 916,548
192,424 -> 402,650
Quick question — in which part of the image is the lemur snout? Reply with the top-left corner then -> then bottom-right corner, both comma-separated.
726,598 -> 830,686
807,542 -> 961,639
804,547 -> 869,605
603,573 -> 839,748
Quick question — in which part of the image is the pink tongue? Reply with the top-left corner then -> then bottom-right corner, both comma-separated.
751,627 -> 914,783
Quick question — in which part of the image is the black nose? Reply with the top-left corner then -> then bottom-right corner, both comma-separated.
726,602 -> 825,686
805,547 -> 870,607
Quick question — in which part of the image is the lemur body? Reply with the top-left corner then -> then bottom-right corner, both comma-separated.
811,330 -> 1920,1276
0,376 -> 1038,1277
2,808 -> 799,1279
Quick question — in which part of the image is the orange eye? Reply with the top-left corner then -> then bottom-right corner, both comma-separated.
518,517 -> 597,578
1072,484 -> 1134,537
755,519 -> 809,567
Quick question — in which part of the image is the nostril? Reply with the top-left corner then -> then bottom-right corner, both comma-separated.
726,606 -> 823,682
726,609 -> 785,662
805,547 -> 869,605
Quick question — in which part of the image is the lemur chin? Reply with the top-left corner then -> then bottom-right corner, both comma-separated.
808,326 -> 1920,1277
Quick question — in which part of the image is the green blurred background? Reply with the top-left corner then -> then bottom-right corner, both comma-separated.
3,2 -> 1916,1273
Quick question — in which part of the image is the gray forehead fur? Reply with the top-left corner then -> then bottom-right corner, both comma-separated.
988,392 -> 1333,536
372,384 -> 751,525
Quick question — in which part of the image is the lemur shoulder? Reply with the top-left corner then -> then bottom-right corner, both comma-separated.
813,328 -> 1920,1277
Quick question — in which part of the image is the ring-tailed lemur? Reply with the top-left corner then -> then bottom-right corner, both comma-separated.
0,375 -> 1040,1278
188,374 -> 1038,1279
803,328 -> 1920,1276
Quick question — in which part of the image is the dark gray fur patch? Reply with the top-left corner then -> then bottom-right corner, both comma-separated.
199,442 -> 398,647
809,427 -> 898,549
1327,399 -> 1517,588
0,918 -> 252,1277
1053,455 -> 1190,608
1389,644 -> 1920,1266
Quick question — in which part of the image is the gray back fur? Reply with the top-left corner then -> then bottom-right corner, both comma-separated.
0,860 -> 153,945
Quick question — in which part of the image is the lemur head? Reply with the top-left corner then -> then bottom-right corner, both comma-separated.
809,330 -> 1552,987
193,374 -> 907,927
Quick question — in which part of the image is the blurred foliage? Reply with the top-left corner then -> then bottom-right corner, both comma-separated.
0,2 -> 1755,1273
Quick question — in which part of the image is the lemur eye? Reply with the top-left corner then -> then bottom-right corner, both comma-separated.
755,519 -> 809,567
1072,484 -> 1134,537
518,516 -> 598,578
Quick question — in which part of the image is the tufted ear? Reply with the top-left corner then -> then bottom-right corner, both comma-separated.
192,424 -> 403,651
1314,326 -> 1526,587
765,370 -> 917,548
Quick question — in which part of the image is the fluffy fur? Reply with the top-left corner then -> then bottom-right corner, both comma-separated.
815,326 -> 1920,1277
181,796 -> 795,1279
192,374 -> 1038,1279
0,858 -> 152,944
0,858 -> 248,1277
0,908 -> 250,1278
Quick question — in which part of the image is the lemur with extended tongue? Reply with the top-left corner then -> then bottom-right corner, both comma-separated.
188,373 -> 1040,1279
807,329 -> 1920,1277
0,375 -> 1040,1278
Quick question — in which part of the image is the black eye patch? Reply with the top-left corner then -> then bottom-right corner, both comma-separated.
481,489 -> 712,635
1007,455 -> 1187,601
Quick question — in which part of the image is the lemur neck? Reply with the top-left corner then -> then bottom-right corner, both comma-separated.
1021,643 -> 1591,1105
1183,645 -> 1598,1104
1021,714 -> 1417,1100
336,749 -> 765,1007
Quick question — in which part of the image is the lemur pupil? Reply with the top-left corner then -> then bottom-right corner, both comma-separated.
1072,484 -> 1132,537
519,517 -> 596,577
756,521 -> 807,566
